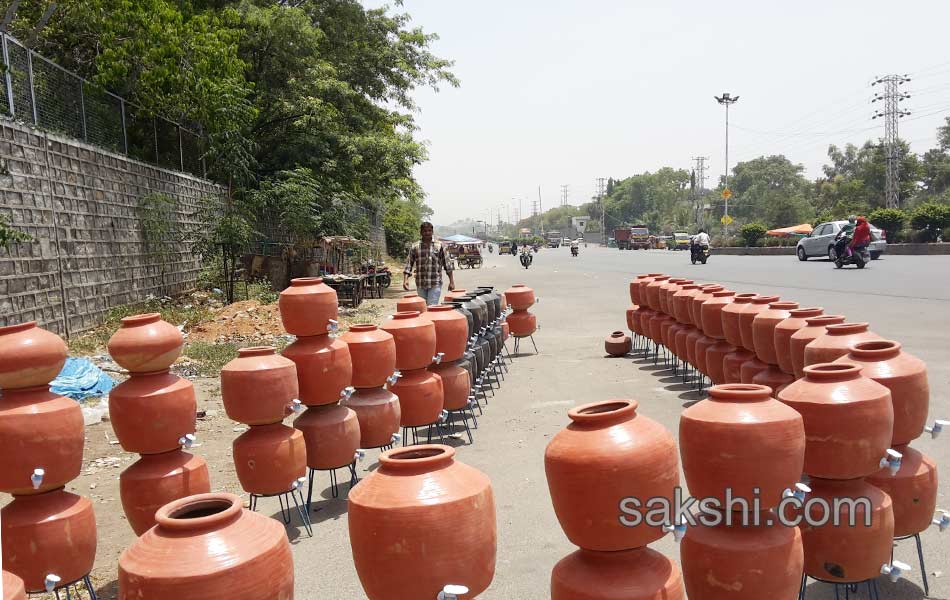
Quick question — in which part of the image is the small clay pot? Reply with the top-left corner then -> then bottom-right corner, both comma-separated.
700,290 -> 736,340
751,364 -> 796,396
424,305 -> 469,362
295,404 -> 361,470
506,310 -> 537,337
2,570 -> 26,600
752,301 -> 799,365
221,347 -> 298,426
605,331 -> 632,356
503,284 -> 536,310
803,322 -> 881,367
109,370 -> 198,454
430,362 -> 471,410
232,423 -> 307,495
790,315 -> 846,379
390,368 -> 444,427
866,443 -> 938,537
120,450 -> 212,536
278,277 -> 339,336
347,387 -> 401,449
721,293 -> 758,349
738,295 -> 779,352
552,547 -> 685,600
397,293 -> 428,313
282,334 -> 353,406
107,313 -> 183,373
381,311 -> 438,371
774,307 -> 824,375
0,322 -> 67,390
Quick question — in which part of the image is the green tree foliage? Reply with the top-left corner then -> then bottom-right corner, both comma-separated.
909,202 -> 950,242
867,207 -> 907,239
739,222 -> 768,247
383,196 -> 432,258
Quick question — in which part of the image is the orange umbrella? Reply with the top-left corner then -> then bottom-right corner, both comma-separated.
766,223 -> 813,237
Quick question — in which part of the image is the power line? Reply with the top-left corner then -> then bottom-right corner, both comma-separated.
872,74 -> 912,208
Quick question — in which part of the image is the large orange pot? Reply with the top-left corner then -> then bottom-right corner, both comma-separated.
232,423 -> 307,495
866,443 -> 937,537
348,445 -> 496,600
804,322 -> 881,367
221,347 -> 298,426
690,284 -> 723,331
685,328 -> 704,369
672,284 -> 702,325
107,313 -> 183,374
0,322 -> 67,390
644,275 -> 671,311
636,273 -> 664,304
722,348 -> 755,384
552,547 -> 685,600
390,367 -> 444,427
649,314 -> 674,346
800,477 -> 894,583
348,387 -> 401,448
1,489 -> 97,592
659,278 -> 688,316
629,275 -> 651,305
109,370 -> 198,454
739,355 -> 770,384
504,284 -> 535,310
705,341 -> 736,385
506,310 -> 537,337
680,384 -> 805,510
790,315 -> 846,379
774,307 -> 824,374
681,515 -> 803,600
281,334 -> 352,406
118,493 -> 293,599
341,324 -> 396,389
660,318 -> 678,351
295,404 -> 361,470
424,305 -> 469,362
397,293 -> 428,313
721,293 -> 758,348
278,277 -> 339,337
738,295 -> 779,351
751,364 -> 795,395
778,363 -> 893,479
636,308 -> 656,342
381,311 -> 438,371
695,334 -> 719,376
700,290 -> 735,339
0,386 -> 83,495
752,301 -> 799,365
674,326 -> 695,362
835,340 -> 929,446
626,305 -> 642,335
430,362 -> 471,410
2,571 -> 26,600
544,400 -> 679,551
120,450 -> 212,536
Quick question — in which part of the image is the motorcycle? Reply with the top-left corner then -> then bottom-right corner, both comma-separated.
520,249 -> 533,269
690,243 -> 710,265
571,246 -> 579,257
833,236 -> 868,269
488,244 -> 493,253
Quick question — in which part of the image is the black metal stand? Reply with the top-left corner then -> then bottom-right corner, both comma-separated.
512,334 -> 538,355
249,486 -> 313,537
28,574 -> 98,600
799,574 -> 880,600
402,422 -> 445,446
306,462 -> 359,503
442,405 -> 476,444
893,532 -> 928,596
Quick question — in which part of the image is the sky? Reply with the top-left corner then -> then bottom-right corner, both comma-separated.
364,0 -> 950,225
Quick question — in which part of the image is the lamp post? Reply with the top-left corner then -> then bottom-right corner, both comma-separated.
714,92 -> 739,237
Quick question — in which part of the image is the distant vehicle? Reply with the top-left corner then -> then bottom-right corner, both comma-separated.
546,231 -> 562,248
607,237 -> 617,248
498,240 -> 513,255
796,220 -> 887,261
670,232 -> 691,250
614,227 -> 632,250
630,225 -> 652,249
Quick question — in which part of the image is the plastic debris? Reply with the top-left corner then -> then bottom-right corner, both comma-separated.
50,357 -> 115,401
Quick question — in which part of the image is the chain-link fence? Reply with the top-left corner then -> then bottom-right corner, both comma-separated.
0,31 -> 205,176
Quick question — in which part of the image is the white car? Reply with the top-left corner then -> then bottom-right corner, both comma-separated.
796,220 -> 887,261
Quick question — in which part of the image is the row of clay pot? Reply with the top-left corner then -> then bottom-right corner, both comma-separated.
504,284 -> 537,337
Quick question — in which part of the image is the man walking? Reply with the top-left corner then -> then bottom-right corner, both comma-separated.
403,221 -> 456,305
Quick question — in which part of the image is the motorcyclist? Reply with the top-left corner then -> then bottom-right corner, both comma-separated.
511,240 -> 518,256
690,228 -> 709,252
570,239 -> 579,256
851,216 -> 871,257
834,215 -> 857,257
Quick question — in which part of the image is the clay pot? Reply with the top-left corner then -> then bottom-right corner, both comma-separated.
424,305 -> 469,362
278,277 -> 339,336
866,444 -> 938,537
834,340 -> 929,445
626,305 -> 641,335
232,423 -> 307,495
295,404 -> 361,470
752,301 -> 799,365
672,284 -> 701,325
774,307 -> 824,375
445,289 -> 468,302
504,284 -> 535,310
2,570 -> 26,600
722,348 -> 755,384
653,315 -> 676,347
544,400 -> 679,551
1,489 -> 97,593
681,515 -> 803,600
804,322 -> 882,368
751,364 -> 795,395
340,324 -> 396,389
705,341 -> 735,385
347,387 -> 401,449
657,278 -> 681,315
690,284 -> 723,331
397,293 -> 428,313
604,331 -> 632,356
221,347 -> 298,425
0,322 -> 67,390
109,370 -> 198,454
738,295 -> 779,352
348,445 -> 496,600
739,355 -> 769,384
552,547 -> 685,600
506,310 -> 537,337
430,362 -> 471,410
680,384 -> 805,510
118,493 -> 294,599
685,328 -> 704,369
107,313 -> 183,373
674,326 -> 694,362
636,308 -> 656,341
778,363 -> 893,479
646,312 -> 664,343
281,334 -> 353,406
800,477 -> 894,583
120,450 -> 212,535
390,368 -> 444,427
790,315 -> 846,379
635,273 -> 664,303
695,334 -> 718,376
700,290 -> 735,339
629,275 -> 652,305
660,318 -> 678,351
721,293 -> 758,349
381,311 -> 438,371
0,387 -> 83,495
644,275 -> 671,311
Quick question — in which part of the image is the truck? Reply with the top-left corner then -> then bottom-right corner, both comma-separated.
546,231 -> 562,248
613,227 -> 632,250
630,225 -> 652,249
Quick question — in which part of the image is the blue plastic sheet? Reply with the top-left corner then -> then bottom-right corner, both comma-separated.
50,357 -> 115,401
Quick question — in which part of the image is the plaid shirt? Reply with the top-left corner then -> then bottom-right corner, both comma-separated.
404,240 -> 453,288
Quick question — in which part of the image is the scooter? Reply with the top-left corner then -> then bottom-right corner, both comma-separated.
488,244 -> 493,253
520,249 -> 533,269
571,246 -> 579,257
833,237 -> 868,269
690,243 -> 710,265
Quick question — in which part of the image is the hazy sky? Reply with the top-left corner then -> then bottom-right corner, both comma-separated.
365,1 -> 950,224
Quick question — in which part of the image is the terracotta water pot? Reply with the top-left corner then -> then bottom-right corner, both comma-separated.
232,423 -> 307,495
295,404 -> 361,470
834,340 -> 929,445
445,289 -> 468,302
705,341 -> 735,385
397,293 -> 428,313
107,313 -> 183,373
738,295 -> 779,352
0,386 -> 83,495
347,387 -> 401,448
751,364 -> 796,395
680,515 -> 803,600
660,318 -> 678,351
544,400 -> 679,551
506,310 -> 537,337
551,547 -> 685,600
648,313 -> 671,345
380,311 -> 438,371
804,322 -> 882,367
659,278 -> 688,315
722,348 -> 754,384
278,277 -> 339,337
690,285 -> 723,331
348,445 -> 496,600
424,305 -> 469,362
695,334 -> 718,375
680,384 -> 805,509
635,273 -> 664,304
721,293 -> 758,349
390,367 -> 444,427
340,324 -> 396,389
674,326 -> 695,362
504,284 -> 536,310
604,331 -> 632,356
774,307 -> 824,375
281,334 -> 352,406
800,477 -> 894,583
739,356 -> 770,384
752,301 -> 799,365
866,443 -> 937,537
685,328 -> 705,369
790,315 -> 846,379
0,322 -> 67,390
645,275 -> 671,311
629,275 -> 651,305
2,570 -> 26,600
120,450 -> 212,535
1,489 -> 96,593
778,363 -> 893,479
430,362 -> 471,410
502,321 -> 510,340
672,284 -> 702,325
700,290 -> 736,339
636,308 -> 656,341
109,370 -> 198,454
221,347 -> 298,425
118,493 -> 294,600
625,305 -> 641,335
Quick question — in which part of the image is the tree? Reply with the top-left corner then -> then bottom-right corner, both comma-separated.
909,202 -> 950,242
739,222 -> 767,247
867,207 -> 906,239
727,155 -> 812,227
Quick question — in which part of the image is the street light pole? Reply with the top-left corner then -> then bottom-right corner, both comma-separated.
714,92 -> 739,237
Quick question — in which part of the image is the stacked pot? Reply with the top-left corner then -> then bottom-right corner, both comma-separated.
106,313 -> 211,536
0,322 -> 98,594
425,305 -> 473,436
749,300 -> 800,394
545,400 -> 685,599
340,324 -> 401,450
503,284 -> 537,339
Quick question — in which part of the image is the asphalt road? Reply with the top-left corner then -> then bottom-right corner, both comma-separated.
299,245 -> 949,600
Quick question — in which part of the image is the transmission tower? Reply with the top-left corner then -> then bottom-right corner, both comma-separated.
872,75 -> 911,208
595,178 -> 607,244
692,156 -> 709,227
560,184 -> 570,206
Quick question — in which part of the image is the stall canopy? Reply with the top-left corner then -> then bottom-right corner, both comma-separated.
766,223 -> 814,237
440,234 -> 482,244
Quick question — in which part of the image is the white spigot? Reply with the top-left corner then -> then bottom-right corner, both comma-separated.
783,482 -> 812,502
340,386 -> 356,402
354,449 -> 366,463
179,433 -> 197,449
385,370 -> 402,388
925,419 -> 949,439
391,433 -> 402,444
31,468 -> 45,490
433,352 -> 445,365
44,574 -> 61,592
663,519 -> 688,542
933,511 -> 950,532
438,410 -> 449,424
327,319 -> 339,334
438,585 -> 469,600
290,476 -> 308,491
880,448 -> 903,476
289,399 -> 304,413
881,560 -> 912,582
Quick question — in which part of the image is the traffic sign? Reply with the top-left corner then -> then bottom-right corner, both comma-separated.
720,215 -> 734,225
721,188 -> 732,199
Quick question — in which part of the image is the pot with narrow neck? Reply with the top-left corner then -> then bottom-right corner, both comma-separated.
0,321 -> 67,390
790,315 -> 846,379
774,307 -> 824,375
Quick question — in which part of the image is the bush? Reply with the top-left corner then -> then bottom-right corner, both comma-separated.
942,227 -> 950,242
867,207 -> 906,240
909,202 -> 950,242
739,223 -> 768,247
